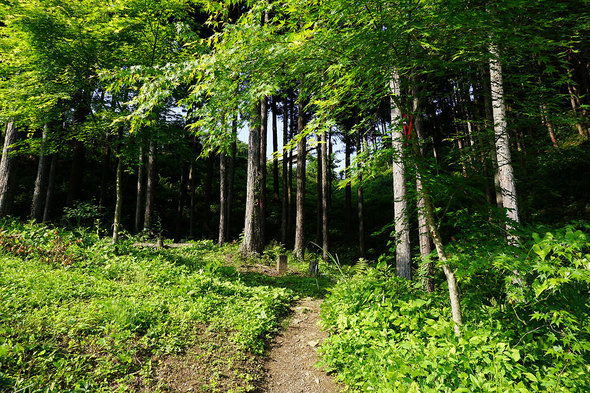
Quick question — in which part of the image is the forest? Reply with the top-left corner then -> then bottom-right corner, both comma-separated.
0,0 -> 589,392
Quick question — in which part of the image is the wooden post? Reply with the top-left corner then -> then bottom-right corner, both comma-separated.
277,254 -> 288,275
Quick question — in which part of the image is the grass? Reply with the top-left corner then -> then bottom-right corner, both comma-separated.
0,219 -> 334,392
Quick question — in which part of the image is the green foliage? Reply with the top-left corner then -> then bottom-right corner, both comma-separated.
0,219 -> 294,391
320,225 -> 590,392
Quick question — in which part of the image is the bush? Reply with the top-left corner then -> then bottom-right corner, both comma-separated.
319,225 -> 590,392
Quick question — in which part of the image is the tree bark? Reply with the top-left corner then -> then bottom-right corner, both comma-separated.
316,139 -> 322,244
295,101 -> 308,263
344,134 -> 352,234
271,97 -> 280,202
241,103 -> 264,254
175,163 -> 189,242
281,97 -> 289,245
112,151 -> 124,244
356,132 -> 366,258
98,135 -> 111,212
259,98 -> 268,244
135,145 -> 145,233
390,69 -> 412,279
412,89 -> 434,292
218,152 -> 228,245
31,124 -> 49,222
202,154 -> 214,238
228,122 -> 237,239
321,129 -> 329,261
0,121 -> 18,217
143,140 -> 156,232
540,104 -> 558,147
42,155 -> 57,223
189,160 -> 197,238
489,42 -> 520,241
410,124 -> 463,336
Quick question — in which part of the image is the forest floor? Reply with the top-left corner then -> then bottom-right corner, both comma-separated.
261,297 -> 341,393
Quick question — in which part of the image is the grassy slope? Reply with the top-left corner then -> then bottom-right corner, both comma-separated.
0,220 -> 331,392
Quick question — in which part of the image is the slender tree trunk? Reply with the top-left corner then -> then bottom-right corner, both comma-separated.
412,89 -> 434,292
357,133 -> 366,258
241,103 -> 264,254
143,140 -> 156,232
259,98 -> 268,244
344,134 -> 352,235
135,145 -> 145,233
202,154 -> 214,238
219,153 -> 228,245
540,104 -> 558,147
0,121 -> 18,217
390,69 -> 411,279
321,130 -> 329,261
316,140 -> 322,244
288,95 -> 295,237
112,153 -> 124,244
228,122 -> 237,239
42,155 -> 57,223
328,131 -> 332,209
31,124 -> 49,222
410,124 -> 463,335
281,97 -> 289,245
272,97 -> 280,202
98,136 -> 111,212
295,101 -> 308,263
175,163 -> 189,242
489,42 -> 520,240
189,160 -> 196,238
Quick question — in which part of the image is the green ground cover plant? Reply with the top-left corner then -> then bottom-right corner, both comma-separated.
0,219 -> 297,392
319,224 -> 590,392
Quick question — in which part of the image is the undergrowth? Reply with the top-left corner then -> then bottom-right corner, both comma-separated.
319,224 -> 590,392
0,219 -> 295,392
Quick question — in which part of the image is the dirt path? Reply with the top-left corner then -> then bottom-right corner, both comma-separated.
263,298 -> 341,393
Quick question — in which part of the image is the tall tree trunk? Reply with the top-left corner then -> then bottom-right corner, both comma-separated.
31,124 -> 49,222
0,121 -> 18,217
344,134 -> 352,235
135,145 -> 145,233
356,132 -> 366,258
410,122 -> 463,335
390,69 -> 412,279
412,89 -> 434,293
288,97 -> 295,239
98,136 -> 111,212
295,101 -> 308,263
321,130 -> 329,261
259,98 -> 268,244
489,42 -> 520,240
218,153 -> 228,245
202,154 -> 214,238
42,155 -> 57,223
143,140 -> 156,232
112,152 -> 124,244
281,97 -> 289,245
271,97 -> 280,202
175,163 -> 189,242
189,160 -> 196,239
228,122 -> 237,240
316,140 -> 322,244
328,131 -> 332,209
241,103 -> 264,254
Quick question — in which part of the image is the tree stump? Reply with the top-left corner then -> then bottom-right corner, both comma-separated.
277,254 -> 288,275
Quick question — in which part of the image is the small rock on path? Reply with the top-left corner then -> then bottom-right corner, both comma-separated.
263,298 -> 341,393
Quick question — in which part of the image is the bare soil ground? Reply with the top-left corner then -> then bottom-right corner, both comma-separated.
261,298 -> 341,393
